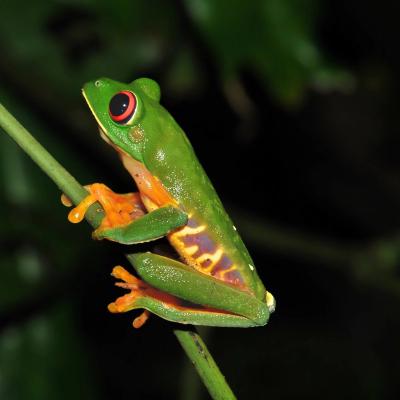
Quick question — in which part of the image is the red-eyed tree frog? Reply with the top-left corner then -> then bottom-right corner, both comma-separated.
64,77 -> 275,328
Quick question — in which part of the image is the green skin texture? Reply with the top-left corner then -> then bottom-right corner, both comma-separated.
83,77 -> 274,327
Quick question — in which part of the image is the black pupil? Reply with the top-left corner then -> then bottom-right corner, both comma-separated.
109,93 -> 130,117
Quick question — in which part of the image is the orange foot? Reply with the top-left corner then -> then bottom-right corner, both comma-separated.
108,265 -> 184,329
108,266 -> 152,328
62,183 -> 146,233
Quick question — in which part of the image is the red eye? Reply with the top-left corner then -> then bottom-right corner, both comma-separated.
109,91 -> 136,124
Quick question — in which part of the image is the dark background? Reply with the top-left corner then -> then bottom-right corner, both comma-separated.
1,0 -> 400,399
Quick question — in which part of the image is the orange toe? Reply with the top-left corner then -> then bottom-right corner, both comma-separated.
133,310 -> 150,328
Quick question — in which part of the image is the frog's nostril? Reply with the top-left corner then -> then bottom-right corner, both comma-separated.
95,80 -> 101,87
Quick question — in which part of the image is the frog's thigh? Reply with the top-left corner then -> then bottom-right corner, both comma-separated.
95,205 -> 187,244
127,252 -> 270,326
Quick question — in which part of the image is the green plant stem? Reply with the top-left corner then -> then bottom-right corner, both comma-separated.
174,330 -> 236,400
0,101 -> 236,400
0,103 -> 103,227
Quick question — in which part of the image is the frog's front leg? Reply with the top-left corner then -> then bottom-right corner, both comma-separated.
63,183 -> 188,244
109,253 -> 271,328
62,183 -> 146,228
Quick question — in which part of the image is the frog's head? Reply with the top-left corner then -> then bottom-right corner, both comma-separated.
82,77 -> 161,163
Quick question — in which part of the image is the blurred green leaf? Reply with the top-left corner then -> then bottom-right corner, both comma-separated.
185,0 -> 351,104
0,304 -> 97,400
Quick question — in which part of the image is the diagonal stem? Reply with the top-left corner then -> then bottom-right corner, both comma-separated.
174,329 -> 236,400
0,101 -> 236,400
0,102 -> 103,226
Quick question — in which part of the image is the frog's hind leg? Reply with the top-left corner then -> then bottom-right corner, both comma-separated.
108,265 -> 260,328
109,253 -> 271,327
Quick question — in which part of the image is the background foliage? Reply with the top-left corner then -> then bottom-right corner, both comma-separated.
1,0 -> 399,398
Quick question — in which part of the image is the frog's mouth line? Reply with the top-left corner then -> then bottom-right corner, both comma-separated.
82,89 -> 108,133
98,126 -> 113,146
82,89 -> 118,150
